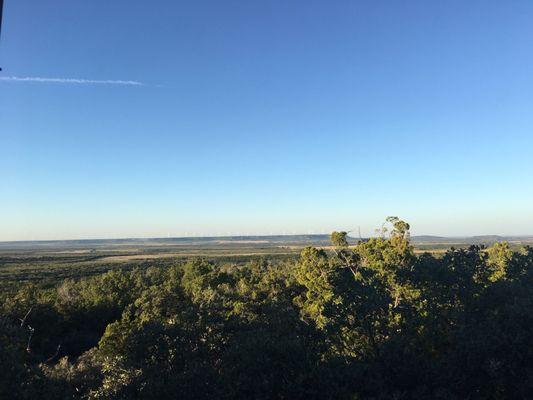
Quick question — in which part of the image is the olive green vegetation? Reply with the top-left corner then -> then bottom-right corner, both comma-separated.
2,218 -> 533,399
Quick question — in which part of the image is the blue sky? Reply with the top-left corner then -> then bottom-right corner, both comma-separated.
1,0 -> 533,240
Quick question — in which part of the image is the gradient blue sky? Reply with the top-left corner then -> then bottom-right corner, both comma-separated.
1,0 -> 533,240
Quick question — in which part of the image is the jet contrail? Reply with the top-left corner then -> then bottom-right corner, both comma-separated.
0,76 -> 144,86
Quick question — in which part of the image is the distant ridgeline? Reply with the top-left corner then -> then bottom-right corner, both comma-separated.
1,233 -> 532,249
0,234 -> 334,249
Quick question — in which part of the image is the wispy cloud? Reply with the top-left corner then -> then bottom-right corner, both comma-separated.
0,76 -> 144,86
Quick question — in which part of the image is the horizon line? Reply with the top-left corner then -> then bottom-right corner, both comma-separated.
1,233 -> 533,245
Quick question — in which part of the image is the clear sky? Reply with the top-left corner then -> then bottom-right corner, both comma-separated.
1,0 -> 533,241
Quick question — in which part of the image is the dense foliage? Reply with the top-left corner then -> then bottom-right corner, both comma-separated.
2,218 -> 533,399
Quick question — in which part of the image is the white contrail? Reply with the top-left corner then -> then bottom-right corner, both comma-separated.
0,76 -> 144,86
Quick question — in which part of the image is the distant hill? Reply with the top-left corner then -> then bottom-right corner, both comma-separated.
1,234 -> 532,250
411,235 -> 533,245
0,234 -> 333,249
410,235 -> 449,243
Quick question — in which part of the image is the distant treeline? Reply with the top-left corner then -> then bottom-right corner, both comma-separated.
0,234 -> 335,249
2,217 -> 533,399
3,233 -> 532,250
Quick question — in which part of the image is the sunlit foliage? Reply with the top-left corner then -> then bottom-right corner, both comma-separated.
2,218 -> 533,399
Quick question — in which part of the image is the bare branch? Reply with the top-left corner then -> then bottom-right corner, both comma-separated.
26,325 -> 35,353
45,344 -> 62,364
20,306 -> 33,328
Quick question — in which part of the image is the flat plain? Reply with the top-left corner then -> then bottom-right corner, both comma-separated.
2,234 -> 532,291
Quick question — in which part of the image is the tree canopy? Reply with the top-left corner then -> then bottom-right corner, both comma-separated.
2,218 -> 533,399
